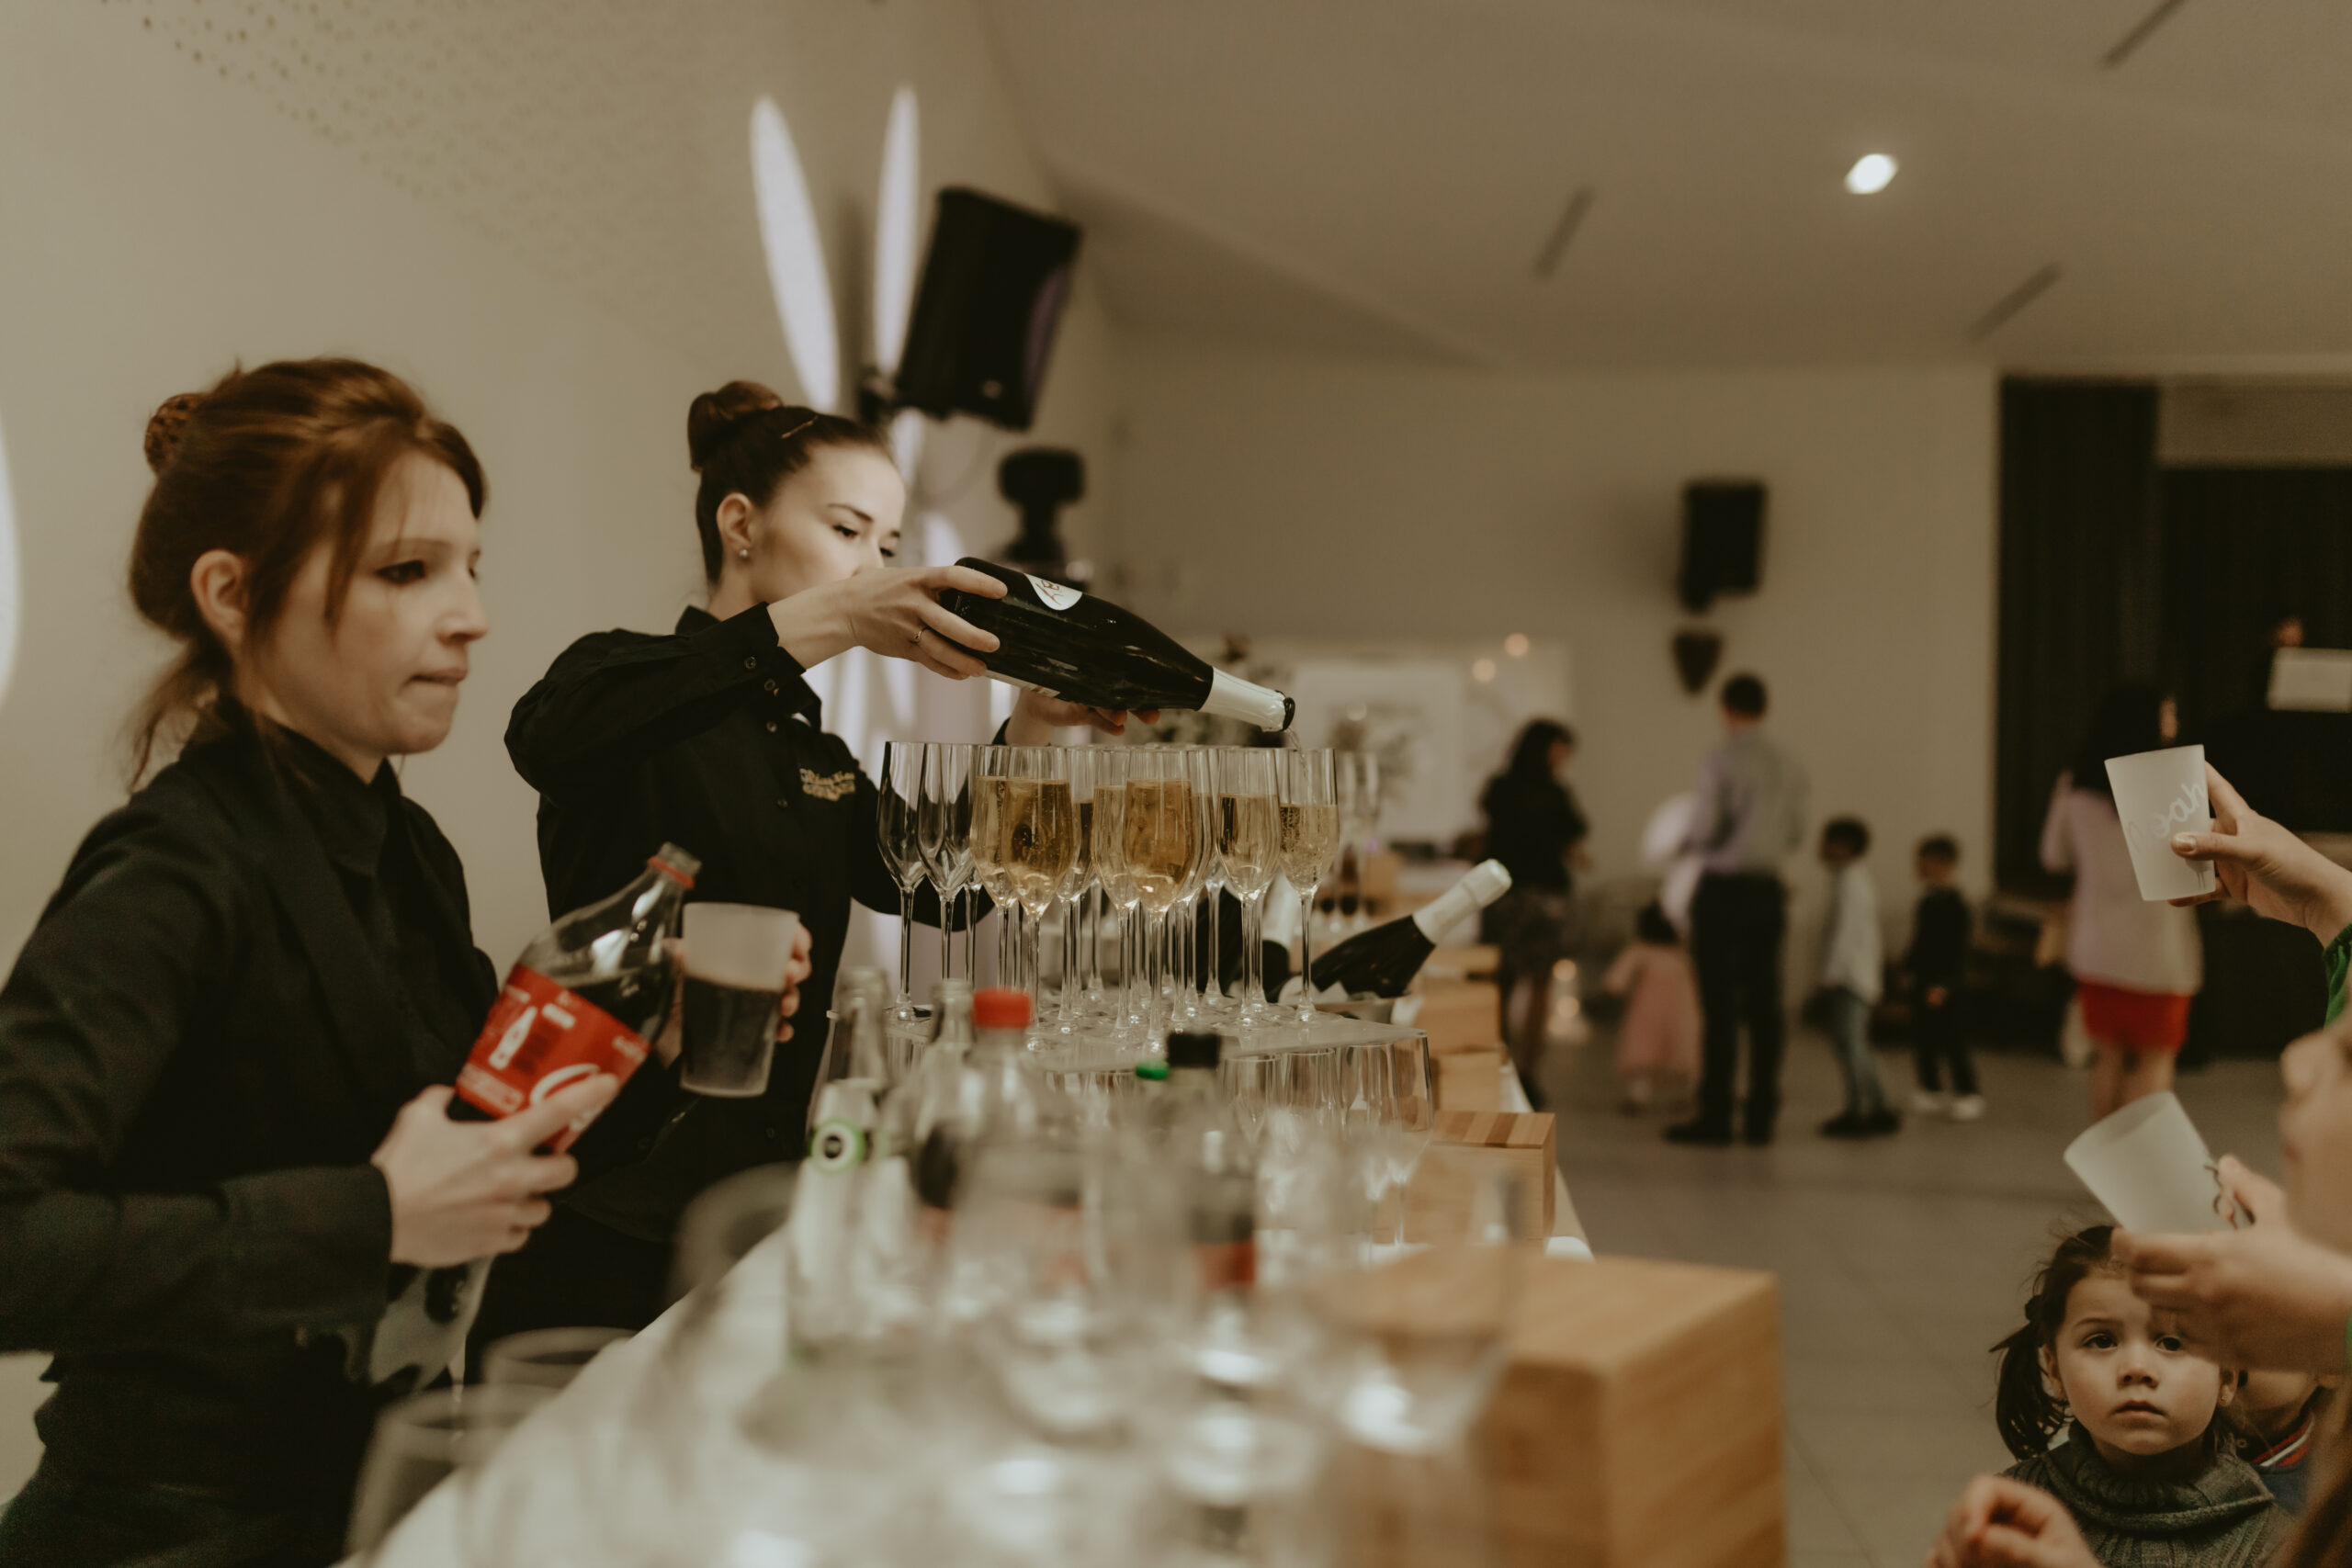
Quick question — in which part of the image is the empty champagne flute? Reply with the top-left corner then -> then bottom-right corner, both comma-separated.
877,739 -> 927,1009
1279,750 -> 1340,1015
1216,748 -> 1281,1018
919,742 -> 977,980
1336,750 -> 1382,928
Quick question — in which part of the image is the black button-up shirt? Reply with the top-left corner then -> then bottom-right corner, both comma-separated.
506,604 -> 974,1240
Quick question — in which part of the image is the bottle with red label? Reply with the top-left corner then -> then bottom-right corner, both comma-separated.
452,843 -> 701,1152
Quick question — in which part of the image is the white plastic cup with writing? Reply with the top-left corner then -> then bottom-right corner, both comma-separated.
2104,745 -> 2218,902
2063,1090 -> 2229,1235
680,903 -> 801,1097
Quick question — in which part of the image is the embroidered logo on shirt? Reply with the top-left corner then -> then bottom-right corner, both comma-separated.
800,768 -> 858,802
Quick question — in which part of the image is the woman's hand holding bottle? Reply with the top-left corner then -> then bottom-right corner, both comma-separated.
2168,764 -> 2352,942
767,565 -> 1003,679
1005,689 -> 1157,745
370,1077 -> 616,1267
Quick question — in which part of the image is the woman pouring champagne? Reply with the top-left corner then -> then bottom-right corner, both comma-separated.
482,382 -> 1141,1346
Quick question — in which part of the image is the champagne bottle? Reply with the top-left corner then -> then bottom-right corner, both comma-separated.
936,558 -> 1295,730
1308,859 -> 1513,999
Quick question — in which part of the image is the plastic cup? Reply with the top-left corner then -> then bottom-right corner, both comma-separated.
681,903 -> 801,1097
2063,1091 -> 2229,1235
2104,745 -> 2218,902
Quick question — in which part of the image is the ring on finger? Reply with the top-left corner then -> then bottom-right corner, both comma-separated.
911,626 -> 925,646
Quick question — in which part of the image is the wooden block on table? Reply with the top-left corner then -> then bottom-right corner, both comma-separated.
1340,1256 -> 1784,1568
1484,1258 -> 1784,1568
1410,979 -> 1501,1055
1402,1111 -> 1555,1243
1432,1043 -> 1507,1111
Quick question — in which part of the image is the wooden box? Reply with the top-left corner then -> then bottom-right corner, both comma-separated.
1431,1043 -> 1508,1111
1407,979 -> 1502,1056
1403,1111 -> 1555,1242
1341,1257 -> 1784,1568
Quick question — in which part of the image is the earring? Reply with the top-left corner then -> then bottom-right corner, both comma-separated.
739,547 -> 751,560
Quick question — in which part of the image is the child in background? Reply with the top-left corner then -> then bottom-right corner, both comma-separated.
1908,834 -> 1984,1122
2237,1370 -> 2333,1515
1603,902 -> 1701,1113
1817,818 -> 1896,1138
1992,1226 -> 2285,1567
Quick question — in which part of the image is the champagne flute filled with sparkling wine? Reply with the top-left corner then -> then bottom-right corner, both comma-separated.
1057,748 -> 1100,1032
1123,746 -> 1205,1049
1004,746 -> 1080,1021
1280,749 -> 1341,1014
917,742 -> 977,981
1091,747 -> 1142,1039
969,746 -> 1020,990
1216,747 -> 1282,1020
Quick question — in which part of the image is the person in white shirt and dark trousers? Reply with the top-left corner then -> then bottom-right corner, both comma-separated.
1817,817 -> 1898,1138
1668,673 -> 1811,1147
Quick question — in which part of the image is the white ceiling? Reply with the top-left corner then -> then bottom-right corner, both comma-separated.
978,0 -> 2352,368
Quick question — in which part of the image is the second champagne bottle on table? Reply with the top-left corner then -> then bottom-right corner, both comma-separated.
1308,858 -> 1514,999
936,558 -> 1295,730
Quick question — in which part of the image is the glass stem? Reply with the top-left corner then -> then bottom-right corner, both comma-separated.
1298,889 -> 1316,1014
938,886 -> 954,981
1206,885 -> 1223,1001
898,887 -> 915,1003
1243,892 -> 1265,1010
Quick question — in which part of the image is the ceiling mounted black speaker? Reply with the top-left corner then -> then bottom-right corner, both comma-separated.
892,188 -> 1080,433
1678,480 -> 1766,613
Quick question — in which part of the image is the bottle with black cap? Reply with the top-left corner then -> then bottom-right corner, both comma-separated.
1162,1031 -> 1256,1295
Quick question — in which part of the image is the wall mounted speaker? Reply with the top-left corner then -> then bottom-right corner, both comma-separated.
892,188 -> 1081,432
1678,480 -> 1766,613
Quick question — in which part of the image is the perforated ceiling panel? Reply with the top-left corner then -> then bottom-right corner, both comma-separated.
99,0 -> 890,385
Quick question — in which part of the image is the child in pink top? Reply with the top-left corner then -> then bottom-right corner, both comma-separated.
1605,903 -> 1702,1111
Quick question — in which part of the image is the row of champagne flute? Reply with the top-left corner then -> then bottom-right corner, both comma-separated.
878,741 -> 1381,1044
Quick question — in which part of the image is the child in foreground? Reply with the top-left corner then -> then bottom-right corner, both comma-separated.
2236,1369 -> 2333,1516
1985,1226 -> 2285,1567
1602,902 -> 1701,1112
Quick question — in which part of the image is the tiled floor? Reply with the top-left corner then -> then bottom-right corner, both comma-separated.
1540,1023 -> 2287,1568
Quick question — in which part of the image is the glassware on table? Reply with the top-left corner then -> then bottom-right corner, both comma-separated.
1278,750 -> 1340,1015
1124,747 -> 1209,1048
1090,749 -> 1141,1040
478,1326 -> 633,1392
1056,749 -> 1100,1032
1215,748 -> 1281,1018
918,742 -> 977,981
347,1383 -> 553,1557
877,739 -> 928,1009
969,746 -> 1019,990
1335,750 -> 1382,928
1169,761 -> 1216,1027
1004,746 -> 1079,1023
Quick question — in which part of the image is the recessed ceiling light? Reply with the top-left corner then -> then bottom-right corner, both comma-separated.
1504,633 -> 1530,658
1472,659 -> 1498,684
1845,153 -> 1898,195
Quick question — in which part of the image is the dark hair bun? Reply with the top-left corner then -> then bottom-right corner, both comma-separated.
144,392 -> 206,475
686,380 -> 787,472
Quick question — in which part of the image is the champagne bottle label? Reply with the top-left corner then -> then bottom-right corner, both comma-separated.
454,965 -> 650,1151
1025,574 -> 1082,611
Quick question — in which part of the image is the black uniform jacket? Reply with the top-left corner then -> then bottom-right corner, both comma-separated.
506,603 -> 976,1241
0,719 -> 497,1502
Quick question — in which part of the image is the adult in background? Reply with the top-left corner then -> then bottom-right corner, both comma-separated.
1667,673 -> 1809,1147
1477,719 -> 1588,1110
2040,684 -> 2203,1122
0,362 -> 659,1566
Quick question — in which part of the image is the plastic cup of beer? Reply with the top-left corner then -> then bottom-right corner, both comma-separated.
681,903 -> 801,1097
2103,745 -> 2218,902
2064,1090 -> 2230,1235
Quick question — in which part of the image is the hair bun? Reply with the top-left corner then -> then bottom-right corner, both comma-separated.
144,392 -> 207,475
686,380 -> 790,472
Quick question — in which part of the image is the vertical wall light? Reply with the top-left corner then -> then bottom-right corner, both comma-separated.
0,418 -> 17,709
750,96 -> 842,412
873,88 -> 927,480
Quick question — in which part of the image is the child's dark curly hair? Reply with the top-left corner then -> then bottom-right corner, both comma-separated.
1992,1224 -> 2235,1462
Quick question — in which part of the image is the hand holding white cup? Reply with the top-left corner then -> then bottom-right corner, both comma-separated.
2064,1091 -> 2230,1235
2104,745 -> 2218,903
